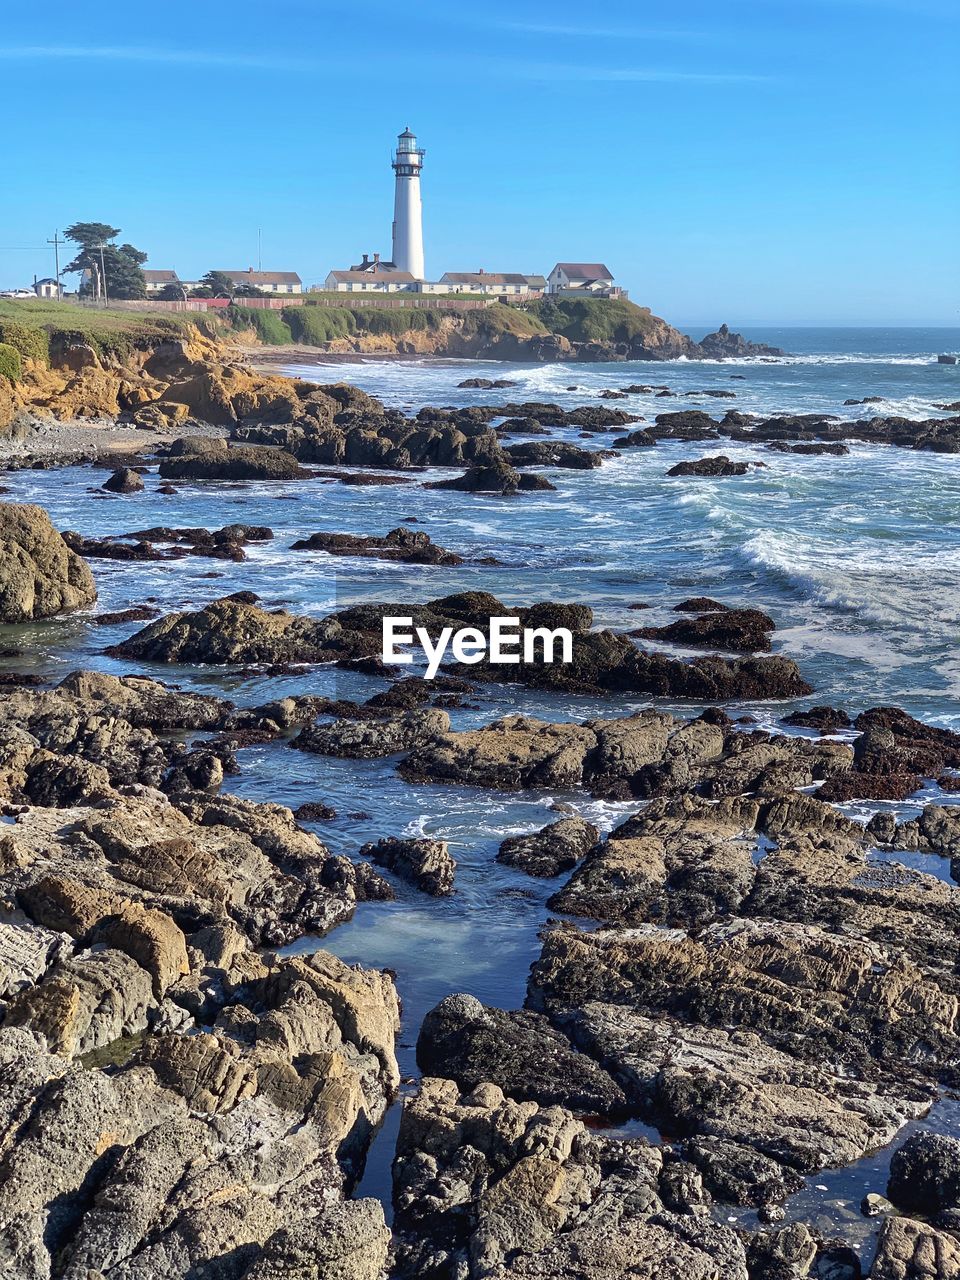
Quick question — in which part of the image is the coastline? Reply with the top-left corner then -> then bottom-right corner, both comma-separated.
2,319 -> 960,1275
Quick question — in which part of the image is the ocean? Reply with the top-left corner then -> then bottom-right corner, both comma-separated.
2,325 -> 960,1254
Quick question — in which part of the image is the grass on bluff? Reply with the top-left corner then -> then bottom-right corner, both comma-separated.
528,297 -> 663,345
0,298 -> 224,362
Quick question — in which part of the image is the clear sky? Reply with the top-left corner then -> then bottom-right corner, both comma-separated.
1,0 -> 957,326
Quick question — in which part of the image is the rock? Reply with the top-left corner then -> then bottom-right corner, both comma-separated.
633,606 -> 776,653
113,592 -> 811,702
674,597 -> 729,612
862,1192 -> 894,1216
360,836 -> 456,895
159,443 -> 308,481
888,1132 -> 960,1215
869,1216 -> 960,1279
291,526 -> 465,565
530,920 -> 949,1157
747,1223 -> 818,1279
416,993 -> 628,1115
768,441 -> 850,456
783,707 -> 853,733
0,502 -> 97,621
294,708 -> 450,759
667,455 -> 759,477
548,821 -> 755,927
426,458 -> 555,495
505,441 -> 606,470
102,466 -> 145,494
698,324 -> 786,359
651,410 -> 720,439
392,1077 -> 749,1280
242,1199 -> 391,1280
399,714 -> 599,791
497,816 -> 600,878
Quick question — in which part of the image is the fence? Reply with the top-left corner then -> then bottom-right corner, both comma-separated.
72,293 -> 495,314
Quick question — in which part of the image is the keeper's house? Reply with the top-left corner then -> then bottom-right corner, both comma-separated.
546,263 -> 625,299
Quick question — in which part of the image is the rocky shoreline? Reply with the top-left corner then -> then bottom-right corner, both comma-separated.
2,337 -> 960,1278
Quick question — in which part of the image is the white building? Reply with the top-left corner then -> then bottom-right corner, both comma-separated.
33,277 -> 60,299
220,269 -> 302,294
143,269 -> 181,295
391,128 -> 425,279
325,268 -> 417,293
546,262 -> 625,298
439,272 -> 545,297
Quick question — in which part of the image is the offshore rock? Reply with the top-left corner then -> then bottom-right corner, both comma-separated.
497,816 -> 600,878
360,836 -> 456,896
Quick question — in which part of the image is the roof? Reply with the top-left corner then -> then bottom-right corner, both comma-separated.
440,272 -> 545,287
552,263 -> 614,280
327,269 -> 417,284
143,269 -> 179,284
221,270 -> 302,285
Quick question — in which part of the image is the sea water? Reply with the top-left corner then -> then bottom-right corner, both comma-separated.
2,327 -> 959,1251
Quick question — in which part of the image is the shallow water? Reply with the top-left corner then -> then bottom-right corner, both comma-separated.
2,327 -> 960,1251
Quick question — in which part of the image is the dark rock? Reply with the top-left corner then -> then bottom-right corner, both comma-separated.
698,324 -> 786,359
159,444 -> 308,482
291,527 -> 464,566
667,455 -> 759,478
359,836 -> 455,895
496,816 -> 600,878
633,607 -> 776,653
782,707 -> 853,733
417,993 -> 628,1115
888,1132 -> 960,1215
294,801 -> 337,821
102,467 -> 144,494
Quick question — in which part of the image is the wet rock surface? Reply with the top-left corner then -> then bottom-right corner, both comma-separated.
111,591 -> 812,702
291,526 -> 467,565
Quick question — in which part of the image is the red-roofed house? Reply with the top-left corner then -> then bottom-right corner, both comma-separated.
546,263 -> 624,298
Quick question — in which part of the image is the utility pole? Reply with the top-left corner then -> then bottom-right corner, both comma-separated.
97,243 -> 109,308
46,231 -> 63,300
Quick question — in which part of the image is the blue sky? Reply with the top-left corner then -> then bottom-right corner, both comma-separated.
1,0 -> 957,326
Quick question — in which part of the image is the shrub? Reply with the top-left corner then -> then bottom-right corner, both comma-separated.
229,305 -> 292,345
0,343 -> 22,383
528,298 -> 657,344
0,320 -> 49,365
285,306 -> 357,344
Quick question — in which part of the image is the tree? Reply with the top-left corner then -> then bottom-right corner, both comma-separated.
191,270 -> 236,299
232,282 -> 265,298
157,283 -> 187,301
63,222 -> 148,300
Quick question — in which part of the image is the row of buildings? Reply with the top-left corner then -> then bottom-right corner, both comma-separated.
321,259 -> 623,299
130,261 -> 623,303
142,268 -> 304,296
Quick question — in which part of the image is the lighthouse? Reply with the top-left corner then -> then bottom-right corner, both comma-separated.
391,127 -> 425,279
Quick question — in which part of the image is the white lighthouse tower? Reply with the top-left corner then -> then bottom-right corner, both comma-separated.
391,127 -> 425,280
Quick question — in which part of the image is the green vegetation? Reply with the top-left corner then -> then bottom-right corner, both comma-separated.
63,222 -> 148,301
285,307 -> 355,344
528,297 -> 659,345
461,303 -> 548,338
0,343 -> 22,383
0,299 -> 224,364
229,305 -> 293,345
0,317 -> 50,364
